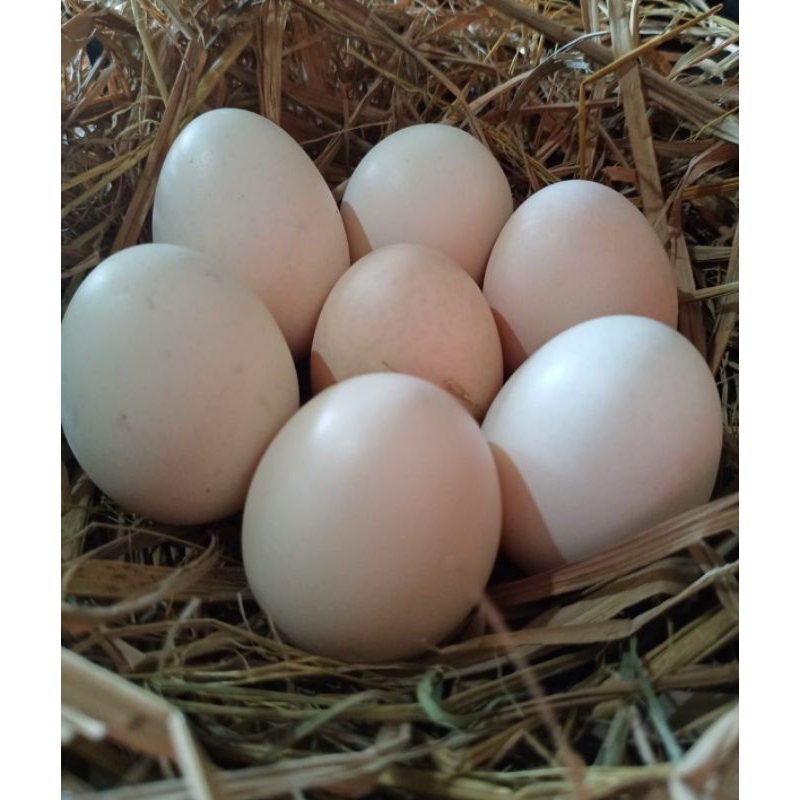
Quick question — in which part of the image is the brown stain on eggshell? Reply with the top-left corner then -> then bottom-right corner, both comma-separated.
442,378 -> 486,420
312,349 -> 487,420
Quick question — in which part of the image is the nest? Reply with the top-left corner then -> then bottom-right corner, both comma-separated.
61,1 -> 739,798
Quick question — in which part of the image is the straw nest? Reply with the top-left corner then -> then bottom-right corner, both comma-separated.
61,1 -> 739,798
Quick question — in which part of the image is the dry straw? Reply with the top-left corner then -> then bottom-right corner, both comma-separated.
61,0 -> 739,797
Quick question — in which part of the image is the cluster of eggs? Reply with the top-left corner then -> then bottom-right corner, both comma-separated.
61,109 -> 722,663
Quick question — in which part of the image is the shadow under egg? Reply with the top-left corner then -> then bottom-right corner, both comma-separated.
340,201 -> 372,264
309,349 -> 337,396
489,442 -> 565,575
490,307 -> 528,378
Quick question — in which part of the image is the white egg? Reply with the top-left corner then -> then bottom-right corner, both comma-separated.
482,315 -> 722,573
152,108 -> 350,358
61,244 -> 299,524
341,124 -> 513,284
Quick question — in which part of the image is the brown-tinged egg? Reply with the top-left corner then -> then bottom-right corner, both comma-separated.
310,243 -> 503,418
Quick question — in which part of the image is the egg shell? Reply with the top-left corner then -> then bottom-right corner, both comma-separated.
61,244 -> 299,524
481,315 -> 722,574
482,180 -> 679,372
341,124 -> 513,283
242,373 -> 502,663
152,108 -> 350,358
310,243 -> 504,418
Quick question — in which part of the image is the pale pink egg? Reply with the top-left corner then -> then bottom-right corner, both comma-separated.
242,373 -> 502,662
483,180 -> 679,373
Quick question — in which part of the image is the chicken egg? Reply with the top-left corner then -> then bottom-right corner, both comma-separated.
482,315 -> 722,574
152,108 -> 350,358
61,244 -> 299,524
310,243 -> 503,418
341,124 -> 513,283
242,373 -> 502,662
483,180 -> 679,372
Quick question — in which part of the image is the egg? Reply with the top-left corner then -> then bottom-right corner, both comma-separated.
481,315 -> 722,574
341,124 -> 513,283
310,243 -> 503,418
242,373 -> 502,662
482,180 -> 679,372
152,108 -> 350,358
61,244 -> 299,525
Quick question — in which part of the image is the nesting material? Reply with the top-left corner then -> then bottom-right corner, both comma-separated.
61,1 -> 739,797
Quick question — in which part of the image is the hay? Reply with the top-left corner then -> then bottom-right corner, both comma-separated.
61,0 -> 739,797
